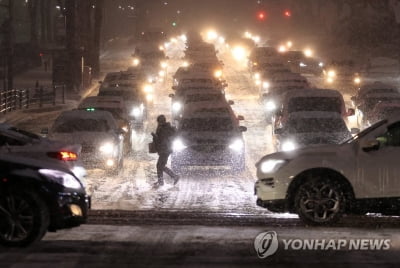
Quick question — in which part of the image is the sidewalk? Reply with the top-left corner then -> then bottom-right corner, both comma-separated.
0,66 -> 99,124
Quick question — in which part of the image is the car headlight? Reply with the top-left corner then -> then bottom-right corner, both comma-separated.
281,140 -> 297,152
259,159 -> 287,173
172,102 -> 182,112
253,73 -> 260,80
354,77 -> 361,84
143,84 -> 153,93
132,58 -> 140,66
131,107 -> 142,117
265,100 -> 276,111
262,81 -> 270,89
172,138 -> 187,152
39,169 -> 82,189
99,142 -> 115,154
229,138 -> 244,152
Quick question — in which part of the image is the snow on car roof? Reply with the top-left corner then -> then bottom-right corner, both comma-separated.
283,88 -> 342,98
288,111 -> 343,119
272,72 -> 307,80
359,81 -> 397,92
181,88 -> 224,96
78,96 -> 125,109
363,92 -> 400,99
57,109 -> 116,121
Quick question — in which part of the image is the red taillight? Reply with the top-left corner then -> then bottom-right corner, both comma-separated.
47,151 -> 78,161
60,151 -> 77,161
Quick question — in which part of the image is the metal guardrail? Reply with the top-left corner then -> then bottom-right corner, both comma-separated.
0,84 -> 66,114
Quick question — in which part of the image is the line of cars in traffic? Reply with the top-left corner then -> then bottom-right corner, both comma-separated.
169,34 -> 247,173
251,46 -> 400,225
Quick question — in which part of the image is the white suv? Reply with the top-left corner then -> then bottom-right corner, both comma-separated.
255,116 -> 400,225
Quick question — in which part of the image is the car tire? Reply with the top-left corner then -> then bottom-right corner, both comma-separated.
294,178 -> 346,226
0,190 -> 50,247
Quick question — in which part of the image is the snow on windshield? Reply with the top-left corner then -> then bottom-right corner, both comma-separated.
181,118 -> 234,131
287,118 -> 348,133
54,119 -> 110,133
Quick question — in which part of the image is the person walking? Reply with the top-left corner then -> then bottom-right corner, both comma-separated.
151,115 -> 179,187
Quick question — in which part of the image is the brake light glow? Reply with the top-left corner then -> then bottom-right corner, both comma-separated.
60,151 -> 78,161
48,151 -> 78,161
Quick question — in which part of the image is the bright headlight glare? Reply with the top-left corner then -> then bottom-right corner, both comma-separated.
262,81 -> 270,89
260,159 -> 286,173
265,101 -> 276,111
327,70 -> 336,77
254,73 -> 260,80
299,62 -> 307,67
214,70 -> 222,78
99,142 -> 114,154
173,139 -> 186,152
172,102 -> 182,112
132,58 -> 140,66
354,77 -> 361,84
281,140 -> 297,152
144,84 -> 153,93
131,107 -> 141,117
229,139 -> 244,151
39,169 -> 81,189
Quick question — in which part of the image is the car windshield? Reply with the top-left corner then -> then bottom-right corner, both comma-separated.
286,117 -> 348,133
185,94 -> 223,103
54,119 -> 110,133
181,117 -> 234,131
288,97 -> 342,113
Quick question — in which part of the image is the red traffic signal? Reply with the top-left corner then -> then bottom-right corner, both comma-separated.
284,10 -> 291,17
257,11 -> 266,21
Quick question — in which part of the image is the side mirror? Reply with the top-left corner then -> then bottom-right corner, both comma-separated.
41,128 -> 49,137
350,128 -> 360,135
239,126 -> 247,132
169,93 -> 175,98
347,108 -> 355,116
228,100 -> 234,105
237,115 -> 245,120
361,139 -> 380,152
274,128 -> 284,135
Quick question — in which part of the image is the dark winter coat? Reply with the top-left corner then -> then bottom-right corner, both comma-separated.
153,122 -> 176,154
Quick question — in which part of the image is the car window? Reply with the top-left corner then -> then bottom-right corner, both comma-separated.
181,118 -> 234,131
381,122 -> 400,147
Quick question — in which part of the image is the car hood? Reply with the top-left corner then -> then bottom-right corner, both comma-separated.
49,131 -> 117,146
256,143 -> 346,167
281,132 -> 351,145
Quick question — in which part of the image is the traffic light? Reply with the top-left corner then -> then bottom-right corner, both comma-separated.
257,11 -> 266,21
284,10 -> 291,17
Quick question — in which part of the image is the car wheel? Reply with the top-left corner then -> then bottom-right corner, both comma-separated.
0,190 -> 49,247
294,178 -> 346,226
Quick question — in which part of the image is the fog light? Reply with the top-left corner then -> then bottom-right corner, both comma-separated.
106,159 -> 114,167
70,204 -> 82,216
